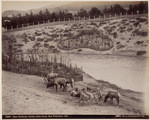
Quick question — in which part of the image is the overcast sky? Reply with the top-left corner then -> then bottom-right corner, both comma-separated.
2,1 -> 70,12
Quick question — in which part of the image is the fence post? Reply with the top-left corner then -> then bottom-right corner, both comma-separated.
64,18 -> 65,24
109,14 -> 111,20
11,26 -> 13,31
58,19 -> 60,24
69,18 -> 70,24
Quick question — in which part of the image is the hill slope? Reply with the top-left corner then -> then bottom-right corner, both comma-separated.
2,16 -> 148,56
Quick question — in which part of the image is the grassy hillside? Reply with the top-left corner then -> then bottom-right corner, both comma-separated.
2,16 -> 148,56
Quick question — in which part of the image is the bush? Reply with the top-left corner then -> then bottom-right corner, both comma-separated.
35,31 -> 42,36
3,53 -> 84,82
77,49 -> 82,52
44,43 -> 49,48
129,20 -> 136,23
136,51 -> 146,56
29,36 -> 35,41
140,31 -> 148,36
103,26 -> 110,30
53,48 -> 60,53
44,38 -> 52,42
49,45 -> 55,49
90,22 -> 98,27
136,41 -> 144,45
127,28 -> 133,32
17,44 -> 24,47
113,32 -> 117,38
133,22 -> 139,27
132,29 -> 148,36
33,43 -> 41,48
136,18 -> 147,22
116,44 -> 126,49
116,42 -> 120,44
37,38 -> 44,42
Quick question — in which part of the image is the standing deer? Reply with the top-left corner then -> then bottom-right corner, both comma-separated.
104,91 -> 120,105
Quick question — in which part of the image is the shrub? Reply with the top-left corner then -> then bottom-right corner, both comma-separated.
35,31 -> 42,36
49,45 -> 55,49
71,24 -> 78,29
44,38 -> 52,42
109,21 -> 118,25
136,41 -> 144,45
44,43 -> 49,48
37,38 -> 44,42
90,22 -> 98,27
133,22 -> 139,27
136,18 -> 147,22
129,20 -> 136,23
116,42 -> 120,44
29,36 -> 35,41
33,43 -> 41,48
127,28 -> 133,32
103,26 -> 109,30
112,32 -> 117,38
53,48 -> 60,53
121,19 -> 127,22
17,44 -> 24,47
136,51 -> 146,56
77,49 -> 82,52
116,44 -> 126,49
140,31 -> 148,36
132,29 -> 148,36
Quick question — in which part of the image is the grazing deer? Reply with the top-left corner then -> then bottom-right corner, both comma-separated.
104,91 -> 120,105
47,77 -> 67,92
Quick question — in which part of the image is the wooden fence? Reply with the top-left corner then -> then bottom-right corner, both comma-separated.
4,13 -> 148,33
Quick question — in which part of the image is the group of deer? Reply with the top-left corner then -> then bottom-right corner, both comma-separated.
71,86 -> 120,105
44,71 -> 120,106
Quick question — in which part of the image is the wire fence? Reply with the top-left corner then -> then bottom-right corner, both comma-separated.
4,13 -> 148,33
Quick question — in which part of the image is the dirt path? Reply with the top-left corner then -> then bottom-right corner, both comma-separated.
2,71 -> 142,115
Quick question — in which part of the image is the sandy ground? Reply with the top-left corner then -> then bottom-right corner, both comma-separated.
2,71 -> 145,115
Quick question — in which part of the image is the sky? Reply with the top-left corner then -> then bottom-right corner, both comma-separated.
2,1 -> 70,12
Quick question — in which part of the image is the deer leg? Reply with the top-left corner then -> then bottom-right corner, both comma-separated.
116,97 -> 119,105
110,97 -> 113,104
104,95 -> 108,103
63,84 -> 65,92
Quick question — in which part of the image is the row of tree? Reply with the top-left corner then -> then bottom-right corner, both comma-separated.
3,2 -> 148,29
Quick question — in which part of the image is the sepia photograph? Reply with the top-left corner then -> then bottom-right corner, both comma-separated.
1,0 -> 149,119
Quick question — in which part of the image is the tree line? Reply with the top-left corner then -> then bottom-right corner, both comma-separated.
3,2 -> 148,29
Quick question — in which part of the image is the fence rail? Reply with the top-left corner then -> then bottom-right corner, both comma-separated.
4,13 -> 148,33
